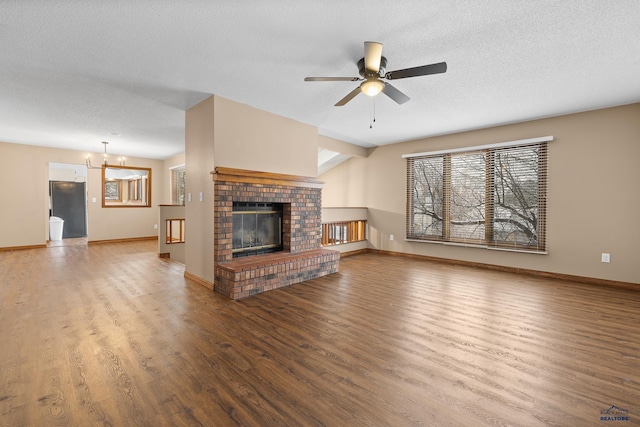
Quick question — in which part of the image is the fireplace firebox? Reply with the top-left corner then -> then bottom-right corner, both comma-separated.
232,202 -> 283,257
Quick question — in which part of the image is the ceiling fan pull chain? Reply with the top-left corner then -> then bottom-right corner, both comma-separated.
370,97 -> 377,129
373,97 -> 377,128
370,99 -> 373,129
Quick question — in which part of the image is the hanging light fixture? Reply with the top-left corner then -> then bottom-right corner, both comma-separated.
101,141 -> 108,166
86,141 -> 124,169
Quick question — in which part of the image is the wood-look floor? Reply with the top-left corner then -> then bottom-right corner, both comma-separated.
1,241 -> 639,426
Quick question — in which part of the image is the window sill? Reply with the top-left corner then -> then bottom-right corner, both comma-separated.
405,239 -> 547,255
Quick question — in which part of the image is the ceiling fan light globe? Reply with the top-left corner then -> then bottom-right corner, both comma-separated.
361,80 -> 385,97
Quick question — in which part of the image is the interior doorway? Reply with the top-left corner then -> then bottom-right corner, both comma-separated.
48,162 -> 88,242
50,181 -> 87,238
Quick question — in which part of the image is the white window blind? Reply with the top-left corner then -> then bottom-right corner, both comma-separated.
449,152 -> 486,242
406,137 -> 550,253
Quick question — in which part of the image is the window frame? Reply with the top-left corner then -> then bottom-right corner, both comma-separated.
404,136 -> 551,253
102,165 -> 151,208
170,165 -> 186,206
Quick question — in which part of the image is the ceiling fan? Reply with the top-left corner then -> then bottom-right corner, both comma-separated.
304,41 -> 447,106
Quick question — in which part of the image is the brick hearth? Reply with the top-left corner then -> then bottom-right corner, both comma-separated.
212,168 -> 339,299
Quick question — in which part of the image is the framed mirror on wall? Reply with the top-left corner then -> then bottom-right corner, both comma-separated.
102,165 -> 152,208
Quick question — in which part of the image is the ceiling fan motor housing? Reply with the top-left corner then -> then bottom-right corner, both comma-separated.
358,56 -> 387,77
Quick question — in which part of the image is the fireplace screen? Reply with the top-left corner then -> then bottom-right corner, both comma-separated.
232,202 -> 283,257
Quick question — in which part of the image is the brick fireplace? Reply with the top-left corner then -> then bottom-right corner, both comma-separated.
212,167 -> 340,299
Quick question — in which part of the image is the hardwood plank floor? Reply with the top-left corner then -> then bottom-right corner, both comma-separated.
1,241 -> 639,426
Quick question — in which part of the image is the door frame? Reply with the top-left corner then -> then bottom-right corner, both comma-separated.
48,162 -> 89,240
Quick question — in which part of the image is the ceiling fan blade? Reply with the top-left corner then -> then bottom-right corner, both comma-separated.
305,77 -> 361,82
385,61 -> 447,80
364,41 -> 383,73
382,83 -> 410,105
335,86 -> 362,106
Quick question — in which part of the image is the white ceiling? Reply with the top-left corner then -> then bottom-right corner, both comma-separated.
1,1 -> 639,160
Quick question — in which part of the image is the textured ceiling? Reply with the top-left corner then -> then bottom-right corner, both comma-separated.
1,1 -> 639,160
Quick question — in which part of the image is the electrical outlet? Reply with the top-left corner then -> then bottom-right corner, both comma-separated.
389,234 -> 394,241
153,224 -> 158,229
601,253 -> 610,263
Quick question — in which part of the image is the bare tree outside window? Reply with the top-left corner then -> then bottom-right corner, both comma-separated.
450,152 -> 486,241
407,142 -> 547,252
410,156 -> 444,238
491,146 -> 545,248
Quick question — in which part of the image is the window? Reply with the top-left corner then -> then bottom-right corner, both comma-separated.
406,137 -> 549,252
171,166 -> 186,205
322,220 -> 367,246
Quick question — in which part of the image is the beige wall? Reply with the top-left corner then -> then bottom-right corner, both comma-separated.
87,156 -> 163,242
318,135 -> 369,158
0,142 -> 50,247
321,103 -> 640,284
321,207 -> 368,223
159,205 -> 185,263
184,96 -> 216,283
213,96 -> 317,177
0,141 -> 164,247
